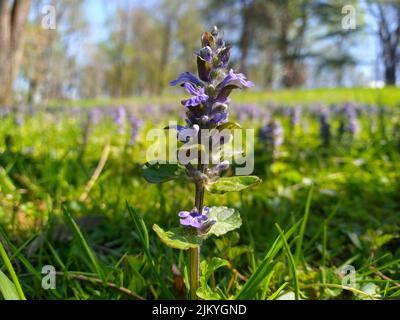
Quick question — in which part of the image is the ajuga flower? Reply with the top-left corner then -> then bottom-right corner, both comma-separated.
149,27 -> 257,301
182,83 -> 209,107
179,207 -> 216,230
170,26 -> 254,134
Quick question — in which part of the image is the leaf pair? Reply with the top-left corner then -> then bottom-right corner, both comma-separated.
153,206 -> 242,250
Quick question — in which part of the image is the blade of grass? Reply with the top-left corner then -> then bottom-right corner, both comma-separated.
0,240 -> 26,300
62,206 -> 105,281
304,203 -> 339,254
276,224 -> 300,300
0,270 -> 20,300
295,185 -> 313,264
235,219 -> 302,300
267,282 -> 288,300
126,202 -> 174,299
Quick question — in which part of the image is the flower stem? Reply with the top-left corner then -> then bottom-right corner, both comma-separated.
189,246 -> 200,300
189,181 -> 204,300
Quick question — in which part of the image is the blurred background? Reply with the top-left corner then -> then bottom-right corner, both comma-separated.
0,0 -> 399,106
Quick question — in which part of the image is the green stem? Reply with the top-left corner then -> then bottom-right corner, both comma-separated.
189,182 -> 204,300
189,246 -> 200,300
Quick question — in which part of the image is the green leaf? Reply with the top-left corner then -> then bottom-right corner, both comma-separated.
0,270 -> 20,300
276,224 -> 300,300
196,286 -> 222,300
198,258 -> 229,300
152,224 -> 202,250
217,121 -> 242,131
0,240 -> 25,300
207,207 -> 242,237
200,258 -> 229,286
207,176 -> 261,194
295,185 -> 313,264
143,163 -> 186,184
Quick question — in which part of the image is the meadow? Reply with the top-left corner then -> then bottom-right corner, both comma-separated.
0,88 -> 399,300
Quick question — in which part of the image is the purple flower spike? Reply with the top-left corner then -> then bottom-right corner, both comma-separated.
179,207 -> 213,230
171,72 -> 203,87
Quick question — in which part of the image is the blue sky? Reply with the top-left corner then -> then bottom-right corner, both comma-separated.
78,1 -> 382,86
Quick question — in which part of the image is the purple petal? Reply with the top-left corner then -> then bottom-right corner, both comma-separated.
190,218 -> 204,229
202,206 -> 210,215
219,70 -> 254,89
180,216 -> 194,226
198,214 -> 208,221
178,211 -> 190,218
171,72 -> 203,87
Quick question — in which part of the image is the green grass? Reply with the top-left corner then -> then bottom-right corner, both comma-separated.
49,87 -> 400,108
0,89 -> 399,300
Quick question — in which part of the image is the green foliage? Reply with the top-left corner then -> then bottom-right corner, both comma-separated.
152,206 -> 242,250
207,207 -> 242,237
207,176 -> 261,194
0,240 -> 26,300
62,207 -> 105,281
0,270 -> 20,300
152,224 -> 203,250
143,163 -> 186,184
1,89 -> 400,300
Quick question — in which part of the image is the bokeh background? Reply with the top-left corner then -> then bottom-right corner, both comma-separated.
0,0 -> 399,300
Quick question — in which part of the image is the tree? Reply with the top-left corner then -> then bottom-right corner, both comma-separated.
0,0 -> 31,105
368,0 -> 400,86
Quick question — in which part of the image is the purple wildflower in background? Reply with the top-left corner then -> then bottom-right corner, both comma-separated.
128,114 -> 143,146
234,104 -> 266,123
179,207 -> 215,230
112,106 -> 127,134
290,105 -> 302,134
259,120 -> 284,148
89,108 -> 103,125
319,110 -> 331,147
343,103 -> 359,136
0,106 -> 12,119
15,113 -> 25,126
337,103 -> 359,141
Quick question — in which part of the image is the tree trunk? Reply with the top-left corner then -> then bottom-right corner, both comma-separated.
374,3 -> 400,87
0,0 -> 31,105
384,64 -> 396,85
